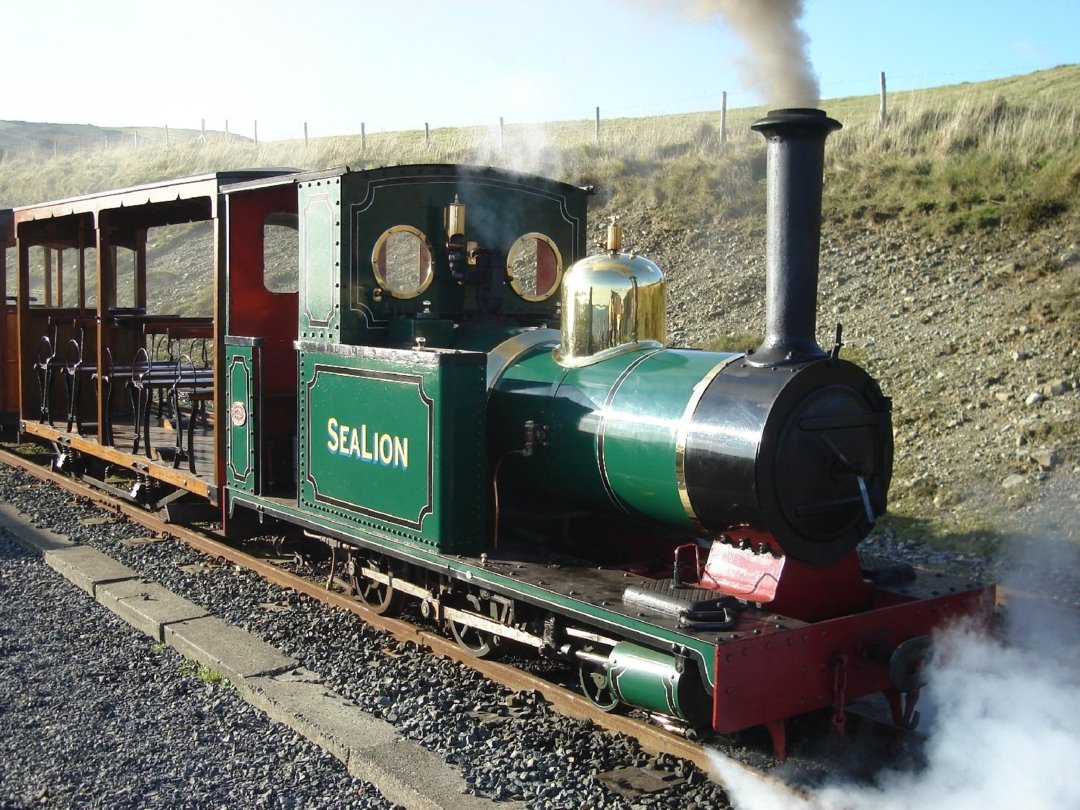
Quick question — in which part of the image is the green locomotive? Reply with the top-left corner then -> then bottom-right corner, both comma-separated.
221,112 -> 990,757
7,110 -> 991,758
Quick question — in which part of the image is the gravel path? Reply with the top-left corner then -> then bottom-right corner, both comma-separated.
0,466 -> 733,809
0,527 -> 392,810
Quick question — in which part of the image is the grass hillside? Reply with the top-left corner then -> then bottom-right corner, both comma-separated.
0,121 -> 213,165
1,65 -> 1077,234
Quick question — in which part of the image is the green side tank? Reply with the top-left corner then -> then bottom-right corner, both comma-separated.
490,341 -> 740,533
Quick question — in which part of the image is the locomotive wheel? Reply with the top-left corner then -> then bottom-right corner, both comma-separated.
578,655 -> 619,712
353,557 -> 404,617
449,620 -> 497,658
447,592 -> 504,659
356,577 -> 403,616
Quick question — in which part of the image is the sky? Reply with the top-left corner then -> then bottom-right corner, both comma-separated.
1,0 -> 1078,142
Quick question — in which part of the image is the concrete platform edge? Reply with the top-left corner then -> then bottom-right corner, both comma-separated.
5,518 -> 513,809
0,502 -> 76,553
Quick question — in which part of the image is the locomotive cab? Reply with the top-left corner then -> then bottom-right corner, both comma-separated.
226,165 -> 589,555
292,165 -> 586,351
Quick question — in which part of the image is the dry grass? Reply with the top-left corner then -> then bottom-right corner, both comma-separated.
2,65 -> 1078,232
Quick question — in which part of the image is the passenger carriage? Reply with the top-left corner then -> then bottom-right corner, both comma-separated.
11,170 -> 295,510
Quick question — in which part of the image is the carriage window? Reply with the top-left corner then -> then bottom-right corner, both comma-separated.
4,246 -> 13,303
83,247 -> 97,307
26,246 -> 63,307
26,247 -> 44,306
264,212 -> 299,294
60,248 -> 80,307
507,233 -> 562,301
147,221 -> 212,315
371,226 -> 433,299
114,246 -> 137,310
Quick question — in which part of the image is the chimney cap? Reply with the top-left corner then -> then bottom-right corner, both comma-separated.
752,108 -> 842,136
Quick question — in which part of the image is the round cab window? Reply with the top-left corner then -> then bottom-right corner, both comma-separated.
372,226 -> 434,299
507,233 -> 562,302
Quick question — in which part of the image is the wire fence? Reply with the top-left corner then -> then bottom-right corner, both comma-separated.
0,81 -> 753,163
0,70 -> 909,165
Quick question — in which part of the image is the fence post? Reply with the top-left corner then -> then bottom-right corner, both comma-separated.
595,107 -> 600,144
361,122 -> 366,153
499,116 -> 504,151
225,119 -> 230,144
304,122 -> 308,147
425,123 -> 430,149
720,91 -> 728,144
200,118 -> 206,144
254,121 -> 258,147
134,130 -> 138,150
105,135 -> 109,150
165,125 -> 170,147
879,71 -> 888,127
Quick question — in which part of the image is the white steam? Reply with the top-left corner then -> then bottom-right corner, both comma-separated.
710,537 -> 1080,810
469,123 -> 567,178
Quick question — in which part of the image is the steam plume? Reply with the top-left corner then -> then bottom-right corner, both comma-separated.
688,0 -> 820,108
709,499 -> 1080,810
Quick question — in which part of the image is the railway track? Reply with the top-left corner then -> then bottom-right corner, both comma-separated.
0,442 -> 812,804
10,441 -> 1071,807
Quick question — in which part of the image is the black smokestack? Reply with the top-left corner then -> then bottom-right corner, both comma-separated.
748,108 -> 841,367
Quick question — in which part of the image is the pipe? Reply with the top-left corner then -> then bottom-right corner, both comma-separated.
747,108 -> 841,367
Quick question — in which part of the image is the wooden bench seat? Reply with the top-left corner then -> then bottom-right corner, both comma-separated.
128,349 -> 214,471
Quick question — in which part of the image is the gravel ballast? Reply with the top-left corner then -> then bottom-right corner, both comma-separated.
0,526 -> 392,810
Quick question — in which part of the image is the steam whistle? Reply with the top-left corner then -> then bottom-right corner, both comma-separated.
444,194 -> 504,287
606,217 -> 623,253
445,195 -> 468,283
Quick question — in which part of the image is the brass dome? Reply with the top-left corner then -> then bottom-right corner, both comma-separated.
554,247 -> 666,368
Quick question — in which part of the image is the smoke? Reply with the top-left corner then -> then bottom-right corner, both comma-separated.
709,529 -> 1080,810
685,0 -> 820,108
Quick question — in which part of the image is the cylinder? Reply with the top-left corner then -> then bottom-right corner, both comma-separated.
748,109 -> 841,367
606,641 -> 711,726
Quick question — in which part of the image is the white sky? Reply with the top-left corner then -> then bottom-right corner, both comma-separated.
2,0 -> 1077,141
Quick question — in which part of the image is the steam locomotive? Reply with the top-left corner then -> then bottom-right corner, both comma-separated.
1,109 -> 993,758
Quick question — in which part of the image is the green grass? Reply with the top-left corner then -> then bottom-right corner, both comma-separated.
148,641 -> 228,686
178,658 -> 227,685
699,331 -> 761,354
